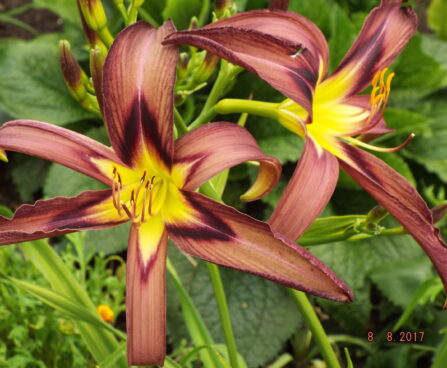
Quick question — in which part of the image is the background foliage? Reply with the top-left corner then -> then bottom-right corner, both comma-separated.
1,0 -> 447,367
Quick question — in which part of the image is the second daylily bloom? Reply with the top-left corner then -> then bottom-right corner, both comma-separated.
0,22 -> 352,365
164,0 -> 447,297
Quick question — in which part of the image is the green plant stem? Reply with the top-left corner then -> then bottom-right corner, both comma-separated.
174,108 -> 188,135
206,262 -> 240,368
189,61 -> 241,129
290,290 -> 342,368
98,27 -> 114,48
215,98 -> 279,120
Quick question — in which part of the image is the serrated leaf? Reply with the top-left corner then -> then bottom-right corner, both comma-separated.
167,248 -> 302,368
0,34 -> 92,125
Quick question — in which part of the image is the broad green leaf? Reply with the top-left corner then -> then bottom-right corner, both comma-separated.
0,34 -> 92,125
383,108 -> 431,136
311,235 -> 424,332
11,156 -> 49,202
288,0 -> 331,35
391,34 -> 446,103
369,257 -> 433,308
432,326 -> 447,368
427,0 -> 447,40
167,248 -> 302,368
365,346 -> 412,368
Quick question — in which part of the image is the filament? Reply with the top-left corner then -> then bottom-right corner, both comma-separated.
343,133 -> 415,153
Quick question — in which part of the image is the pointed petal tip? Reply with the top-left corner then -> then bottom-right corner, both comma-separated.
0,149 -> 8,162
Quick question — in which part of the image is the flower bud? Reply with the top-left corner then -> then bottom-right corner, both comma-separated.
78,0 -> 108,32
90,46 -> 105,112
268,0 -> 290,11
366,205 -> 388,223
97,304 -> 114,323
178,52 -> 189,80
193,52 -> 219,84
59,40 -> 89,102
214,0 -> 233,18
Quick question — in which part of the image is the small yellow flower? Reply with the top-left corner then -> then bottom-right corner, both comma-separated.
97,304 -> 114,323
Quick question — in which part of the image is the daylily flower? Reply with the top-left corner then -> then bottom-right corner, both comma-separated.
164,0 -> 447,296
0,22 -> 352,365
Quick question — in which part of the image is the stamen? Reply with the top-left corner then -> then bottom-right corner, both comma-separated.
130,190 -> 136,217
121,202 -> 133,218
116,173 -> 122,216
365,68 -> 395,131
141,181 -> 150,223
343,133 -> 415,153
148,176 -> 155,216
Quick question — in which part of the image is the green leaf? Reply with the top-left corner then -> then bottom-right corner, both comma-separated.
374,152 -> 416,187
391,34 -> 446,104
0,34 -> 92,125
288,0 -> 331,35
427,0 -> 447,40
369,257 -> 433,308
167,248 -> 302,368
11,156 -> 50,202
163,0 -> 205,30
311,235 -> 424,333
383,107 -> 431,136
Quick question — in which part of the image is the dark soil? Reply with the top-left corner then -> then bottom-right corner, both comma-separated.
0,0 -> 62,39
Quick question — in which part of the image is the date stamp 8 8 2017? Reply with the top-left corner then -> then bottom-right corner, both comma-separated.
367,331 -> 425,343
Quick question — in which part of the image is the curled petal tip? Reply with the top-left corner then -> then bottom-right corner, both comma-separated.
0,149 -> 8,162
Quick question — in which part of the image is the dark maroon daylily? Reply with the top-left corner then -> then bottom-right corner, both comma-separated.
164,1 -> 447,296
0,22 -> 352,365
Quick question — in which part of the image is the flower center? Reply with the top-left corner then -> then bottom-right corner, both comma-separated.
111,167 -> 168,223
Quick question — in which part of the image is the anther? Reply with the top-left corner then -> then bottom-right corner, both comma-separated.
148,176 -> 155,216
141,181 -> 150,223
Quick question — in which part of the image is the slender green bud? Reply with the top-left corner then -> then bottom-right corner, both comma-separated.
366,205 -> 388,223
78,0 -> 108,32
178,52 -> 189,80
90,46 -> 105,112
59,40 -> 89,101
193,52 -> 219,84
77,0 -> 108,54
189,16 -> 199,29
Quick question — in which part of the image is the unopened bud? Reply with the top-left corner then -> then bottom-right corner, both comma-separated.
214,0 -> 233,17
193,52 -> 219,84
432,204 -> 447,224
59,40 -> 89,101
96,304 -> 114,323
0,149 -> 7,162
90,46 -> 105,112
189,16 -> 199,29
268,0 -> 290,11
366,205 -> 388,223
78,0 -> 108,32
178,52 -> 189,80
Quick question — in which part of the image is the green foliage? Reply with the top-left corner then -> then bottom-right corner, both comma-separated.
168,247 -> 302,368
427,0 -> 447,40
0,35 -> 92,125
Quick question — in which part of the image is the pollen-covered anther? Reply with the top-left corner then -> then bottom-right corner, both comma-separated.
111,166 -> 123,216
366,68 -> 395,128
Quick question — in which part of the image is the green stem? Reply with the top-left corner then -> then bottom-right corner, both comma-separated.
206,263 -> 240,368
189,61 -> 242,129
98,27 -> 114,48
174,108 -> 188,136
290,290 -> 342,368
215,98 -> 279,120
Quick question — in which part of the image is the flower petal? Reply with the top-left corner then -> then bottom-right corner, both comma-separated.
269,137 -> 339,241
126,219 -> 167,365
338,142 -> 447,293
103,21 -> 178,168
0,190 -> 125,246
164,9 -> 329,114
166,191 -> 353,302
174,122 -> 281,201
0,120 -> 122,185
325,0 -> 417,98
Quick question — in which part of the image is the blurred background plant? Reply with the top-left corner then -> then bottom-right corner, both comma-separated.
1,0 -> 447,367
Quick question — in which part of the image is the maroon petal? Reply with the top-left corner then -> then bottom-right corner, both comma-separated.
174,122 -> 281,201
164,10 -> 330,115
269,137 -> 339,241
0,120 -> 123,185
328,0 -> 417,97
0,190 -> 125,246
338,142 -> 447,294
126,221 -> 167,365
103,21 -> 178,168
166,191 -> 353,302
